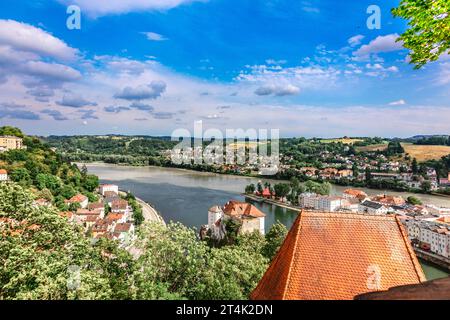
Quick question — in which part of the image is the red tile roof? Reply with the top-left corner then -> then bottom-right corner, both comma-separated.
111,199 -> 128,211
0,169 -> 7,174
88,202 -> 104,210
105,213 -> 124,222
67,194 -> 88,203
114,223 -> 132,233
223,200 -> 266,219
251,211 -> 426,300
344,189 -> 368,198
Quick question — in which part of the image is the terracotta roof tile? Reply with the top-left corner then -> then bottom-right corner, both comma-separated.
223,200 -> 266,218
251,211 -> 426,300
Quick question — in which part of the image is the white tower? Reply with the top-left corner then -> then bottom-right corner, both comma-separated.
208,206 -> 223,228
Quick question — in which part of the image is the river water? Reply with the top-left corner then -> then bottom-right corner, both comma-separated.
84,163 -> 450,281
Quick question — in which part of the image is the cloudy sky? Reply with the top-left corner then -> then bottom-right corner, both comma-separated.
0,0 -> 448,137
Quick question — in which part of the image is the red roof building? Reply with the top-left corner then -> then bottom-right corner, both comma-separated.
251,211 -> 426,300
223,200 -> 266,219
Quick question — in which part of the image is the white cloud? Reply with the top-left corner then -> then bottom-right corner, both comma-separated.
389,99 -> 406,106
354,34 -> 403,59
57,94 -> 98,108
114,81 -> 167,100
23,61 -> 82,82
57,0 -> 205,17
255,84 -> 300,96
364,63 -> 399,77
237,64 -> 341,94
142,32 -> 168,41
0,19 -> 77,61
348,35 -> 364,47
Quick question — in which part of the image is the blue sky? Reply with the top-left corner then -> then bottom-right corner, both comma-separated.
0,0 -> 448,137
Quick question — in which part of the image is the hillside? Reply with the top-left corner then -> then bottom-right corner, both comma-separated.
0,129 -> 100,211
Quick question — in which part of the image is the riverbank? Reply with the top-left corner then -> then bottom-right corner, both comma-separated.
136,197 -> 166,225
79,162 -> 450,207
118,190 -> 165,225
244,193 -> 302,212
414,248 -> 450,272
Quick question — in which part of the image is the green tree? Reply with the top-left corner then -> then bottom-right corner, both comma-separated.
262,222 -> 288,260
407,196 -> 423,205
273,183 -> 291,199
421,180 -> 432,193
133,222 -> 209,299
392,0 -> 450,69
412,158 -> 419,174
82,174 -> 99,192
256,182 -> 263,194
0,126 -> 24,138
245,183 -> 256,194
0,182 -> 132,300
365,167 -> 372,183
10,168 -> 31,185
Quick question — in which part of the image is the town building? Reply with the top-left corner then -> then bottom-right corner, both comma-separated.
206,201 -> 266,238
0,136 -> 23,151
402,219 -> 450,258
343,189 -> 368,201
298,193 -> 345,212
65,194 -> 89,209
370,172 -> 399,181
439,173 -> 450,187
427,205 -> 450,216
104,192 -> 121,207
337,169 -> 353,178
99,184 -> 119,196
250,211 -> 426,300
207,206 -> 225,240
88,202 -> 106,216
0,169 -> 8,181
113,222 -> 135,244
33,198 -> 51,208
340,198 -> 360,213
223,201 -> 266,235
371,194 -> 406,206
358,200 -> 389,215
111,199 -> 130,215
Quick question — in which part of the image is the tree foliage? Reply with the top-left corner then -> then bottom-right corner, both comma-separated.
0,182 -> 134,300
392,0 -> 450,69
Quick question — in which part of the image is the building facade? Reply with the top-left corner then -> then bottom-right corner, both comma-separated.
0,136 -> 23,151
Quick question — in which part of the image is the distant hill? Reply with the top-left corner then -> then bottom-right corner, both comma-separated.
407,134 -> 449,141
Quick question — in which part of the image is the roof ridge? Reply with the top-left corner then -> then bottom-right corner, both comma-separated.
394,215 -> 427,283
282,210 -> 303,300
302,211 -> 396,220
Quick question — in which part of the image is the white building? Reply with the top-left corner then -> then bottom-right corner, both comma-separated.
299,193 -> 319,209
0,169 -> 8,181
208,206 -> 225,240
99,184 -> 119,196
299,193 -> 344,212
318,196 -> 344,212
403,219 -> 450,258
426,205 -> 450,216
358,200 -> 388,215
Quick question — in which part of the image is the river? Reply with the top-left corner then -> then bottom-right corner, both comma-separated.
84,163 -> 450,281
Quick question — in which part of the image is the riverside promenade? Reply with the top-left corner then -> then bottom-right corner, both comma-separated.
118,190 -> 165,225
136,197 -> 166,225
